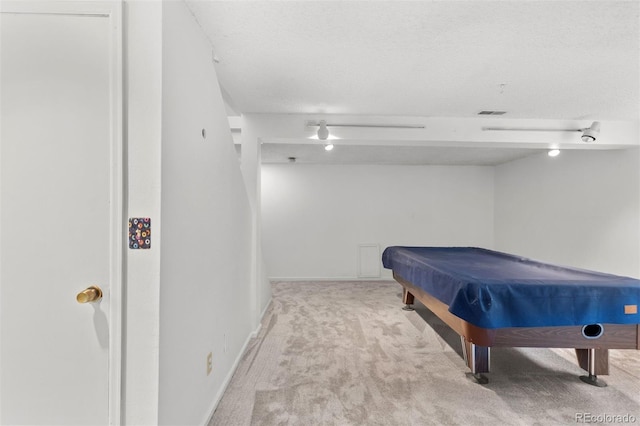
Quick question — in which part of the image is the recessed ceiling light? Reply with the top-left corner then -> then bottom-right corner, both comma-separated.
548,149 -> 560,157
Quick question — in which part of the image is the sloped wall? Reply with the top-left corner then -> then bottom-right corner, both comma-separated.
158,2 -> 253,424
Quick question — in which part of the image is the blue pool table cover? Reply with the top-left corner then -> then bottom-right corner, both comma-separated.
382,246 -> 640,329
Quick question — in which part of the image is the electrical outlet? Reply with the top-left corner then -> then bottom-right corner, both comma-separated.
206,352 -> 213,376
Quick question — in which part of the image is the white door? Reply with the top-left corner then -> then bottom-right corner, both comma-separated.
1,3 -> 122,425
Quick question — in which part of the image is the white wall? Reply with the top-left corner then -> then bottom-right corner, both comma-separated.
261,164 -> 495,279
158,2 -> 253,425
495,148 -> 640,278
123,2 -> 162,424
238,116 -> 272,334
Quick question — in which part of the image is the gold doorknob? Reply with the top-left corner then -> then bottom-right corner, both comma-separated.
76,286 -> 103,303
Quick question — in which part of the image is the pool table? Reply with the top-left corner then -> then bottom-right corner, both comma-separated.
382,247 -> 640,386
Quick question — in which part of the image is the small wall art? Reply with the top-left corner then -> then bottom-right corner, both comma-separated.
129,217 -> 151,249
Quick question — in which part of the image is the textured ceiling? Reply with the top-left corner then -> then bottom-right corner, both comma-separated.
188,0 -> 639,120
188,0 -> 639,164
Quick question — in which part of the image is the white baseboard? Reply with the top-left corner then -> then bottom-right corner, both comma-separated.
202,333 -> 251,425
203,297 -> 273,425
268,276 -> 392,282
250,322 -> 263,339
251,297 -> 272,338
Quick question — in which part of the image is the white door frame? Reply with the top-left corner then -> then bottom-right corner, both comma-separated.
0,2 -> 124,424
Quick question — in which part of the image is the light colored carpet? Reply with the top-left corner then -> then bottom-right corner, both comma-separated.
209,281 -> 640,425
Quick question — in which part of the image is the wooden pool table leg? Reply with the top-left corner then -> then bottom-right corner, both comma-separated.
576,348 -> 608,387
461,336 -> 490,384
402,289 -> 415,311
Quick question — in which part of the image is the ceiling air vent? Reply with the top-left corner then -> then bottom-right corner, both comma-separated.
478,111 -> 506,115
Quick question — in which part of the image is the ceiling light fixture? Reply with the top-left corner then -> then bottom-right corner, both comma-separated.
581,121 -> 600,143
317,120 -> 329,140
548,149 -> 560,157
483,121 -> 601,143
308,120 -> 425,151
316,121 -> 334,151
